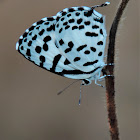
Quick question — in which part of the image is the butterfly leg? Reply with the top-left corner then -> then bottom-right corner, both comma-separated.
97,71 -> 104,81
95,71 -> 105,82
98,74 -> 114,82
95,74 -> 114,87
95,69 -> 114,87
97,76 -> 105,82
95,79 -> 105,88
94,72 -> 104,87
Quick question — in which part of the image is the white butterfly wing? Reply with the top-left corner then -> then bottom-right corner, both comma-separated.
16,5 -> 108,81
55,9 -> 107,73
16,17 -> 78,76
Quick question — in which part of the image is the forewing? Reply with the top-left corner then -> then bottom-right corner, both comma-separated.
16,17 -> 77,76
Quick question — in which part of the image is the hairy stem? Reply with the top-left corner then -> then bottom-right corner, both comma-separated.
103,0 -> 130,139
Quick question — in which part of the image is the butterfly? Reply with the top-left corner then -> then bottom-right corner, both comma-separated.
16,2 -> 110,86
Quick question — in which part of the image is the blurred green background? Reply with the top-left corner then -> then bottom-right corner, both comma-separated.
0,0 -> 139,140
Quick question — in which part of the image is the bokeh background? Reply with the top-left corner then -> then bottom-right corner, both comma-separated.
0,0 -> 139,140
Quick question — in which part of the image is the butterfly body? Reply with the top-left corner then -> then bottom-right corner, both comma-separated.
16,2 -> 110,85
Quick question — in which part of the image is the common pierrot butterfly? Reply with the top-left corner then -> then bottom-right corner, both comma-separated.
16,2 -> 110,86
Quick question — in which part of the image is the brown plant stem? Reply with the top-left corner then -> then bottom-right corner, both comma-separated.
103,0 -> 130,140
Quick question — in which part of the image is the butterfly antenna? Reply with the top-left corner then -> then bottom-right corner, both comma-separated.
91,2 -> 110,9
57,80 -> 80,95
78,82 -> 83,105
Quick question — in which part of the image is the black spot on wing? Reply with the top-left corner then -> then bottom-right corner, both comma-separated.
84,50 -> 90,54
75,12 -> 80,16
97,41 -> 103,45
84,21 -> 90,25
40,55 -> 45,62
90,47 -> 96,52
85,32 -> 98,37
61,17 -> 65,21
23,32 -> 28,38
18,39 -> 23,46
43,43 -> 48,51
83,60 -> 98,66
98,52 -> 103,56
29,26 -> 35,31
63,22 -> 68,26
78,7 -> 84,11
92,25 -> 99,29
72,26 -> 78,30
28,41 -> 32,46
64,59 -> 71,65
100,29 -> 103,35
67,14 -> 71,17
39,55 -> 46,67
77,18 -> 83,24
36,26 -> 40,30
21,46 -> 24,50
39,29 -> 45,36
47,24 -> 55,31
56,24 -> 59,28
84,10 -> 92,17
59,39 -> 64,46
68,8 -> 75,12
79,25 -> 84,30
69,19 -> 75,23
77,44 -> 87,51
94,17 -> 103,23
56,16 -> 60,21
74,57 -> 80,62
35,46 -> 41,53
44,22 -> 49,25
62,12 -> 67,16
65,25 -> 70,30
43,36 -> 51,42
37,20 -> 44,25
68,41 -> 74,47
24,38 -> 27,42
50,54 -> 62,72
26,49 -> 31,56
29,32 -> 32,36
59,28 -> 63,33
32,35 -> 37,40
65,41 -> 74,53
47,17 -> 55,21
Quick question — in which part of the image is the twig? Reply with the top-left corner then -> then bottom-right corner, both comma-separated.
103,0 -> 130,140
